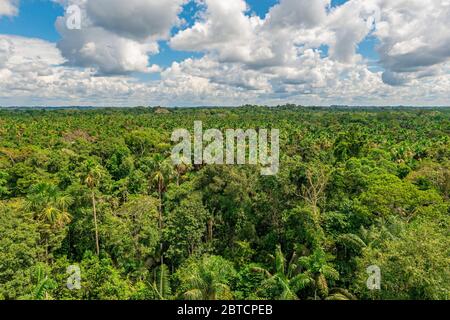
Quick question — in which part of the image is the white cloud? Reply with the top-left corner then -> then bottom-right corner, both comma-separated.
170,0 -> 257,57
86,0 -> 186,41
374,0 -> 450,85
55,22 -> 159,75
0,0 -> 18,17
1,0 -> 450,106
54,0 -> 187,75
170,0 -> 450,91
266,0 -> 330,29
0,38 -> 12,67
325,0 -> 379,63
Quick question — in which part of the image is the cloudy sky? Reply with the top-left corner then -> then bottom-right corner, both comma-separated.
0,0 -> 449,107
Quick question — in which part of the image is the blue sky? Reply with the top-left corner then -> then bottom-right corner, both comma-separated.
0,0 -> 63,41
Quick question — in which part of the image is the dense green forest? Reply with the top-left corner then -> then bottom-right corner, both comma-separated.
0,106 -> 449,300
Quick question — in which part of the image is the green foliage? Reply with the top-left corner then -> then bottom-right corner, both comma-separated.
353,216 -> 450,300
164,192 -> 209,266
359,173 -> 445,219
298,248 -> 340,299
175,255 -> 237,300
125,129 -> 167,156
0,106 -> 449,300
252,245 -> 312,300
31,264 -> 57,300
0,201 -> 42,299
234,263 -> 266,300
0,170 -> 9,197
75,252 -> 133,300
151,264 -> 172,300
104,196 -> 160,273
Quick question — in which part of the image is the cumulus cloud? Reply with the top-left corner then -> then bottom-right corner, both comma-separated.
54,0 -> 186,75
55,22 -> 159,75
1,0 -> 450,106
170,0 -> 366,94
0,38 -> 12,67
0,0 -> 18,17
86,0 -> 186,41
0,35 -> 147,104
170,0 -> 257,57
374,0 -> 450,85
172,0 -> 327,74
325,0 -> 380,63
170,0 -> 450,90
266,0 -> 330,29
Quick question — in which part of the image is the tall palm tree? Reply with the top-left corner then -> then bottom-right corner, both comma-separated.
150,155 -> 176,225
83,160 -> 104,256
149,155 -> 175,295
253,245 -> 311,300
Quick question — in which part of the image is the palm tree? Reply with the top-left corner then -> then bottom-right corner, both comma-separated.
174,156 -> 192,186
181,256 -> 235,300
26,183 -> 73,261
298,248 -> 340,300
83,160 -> 104,256
150,155 -> 176,225
27,183 -> 72,227
149,155 -> 175,295
253,245 -> 311,300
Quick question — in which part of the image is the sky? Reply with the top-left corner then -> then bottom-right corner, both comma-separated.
0,0 -> 449,107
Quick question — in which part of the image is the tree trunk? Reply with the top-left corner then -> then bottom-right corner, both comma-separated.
92,191 -> 100,256
160,255 -> 164,297
158,178 -> 164,296
158,179 -> 163,229
207,218 -> 213,242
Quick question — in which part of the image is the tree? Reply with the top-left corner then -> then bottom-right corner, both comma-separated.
406,160 -> 450,200
333,127 -> 367,162
298,163 -> 330,223
0,200 -> 42,299
175,255 -> 236,300
148,155 -> 176,296
0,106 -> 449,301
75,252 -> 132,300
298,248 -> 340,299
150,264 -> 172,300
0,170 -> 9,198
26,182 -> 72,228
125,129 -> 167,157
31,264 -> 57,300
149,155 -> 175,229
164,192 -> 209,266
359,173 -> 445,221
353,215 -> 450,300
252,245 -> 311,300
26,182 -> 73,261
104,196 -> 160,273
81,160 -> 105,255
196,166 -> 257,253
